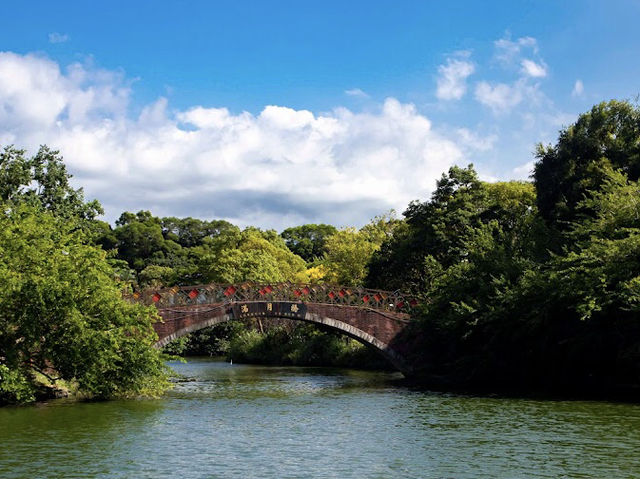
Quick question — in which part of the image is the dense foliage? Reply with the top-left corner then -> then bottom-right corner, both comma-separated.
164,319 -> 386,369
0,196 -> 171,405
4,99 -> 640,402
0,146 -> 171,404
0,145 -> 103,221
280,224 -> 337,262
534,100 -> 640,234
367,100 -> 640,396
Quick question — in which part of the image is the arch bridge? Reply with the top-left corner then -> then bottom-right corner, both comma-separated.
134,283 -> 419,374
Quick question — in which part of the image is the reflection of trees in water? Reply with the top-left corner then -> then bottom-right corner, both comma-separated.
0,398 -> 166,478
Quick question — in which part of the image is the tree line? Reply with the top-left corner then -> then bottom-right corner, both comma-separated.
366,100 -> 640,396
2,99 -> 640,403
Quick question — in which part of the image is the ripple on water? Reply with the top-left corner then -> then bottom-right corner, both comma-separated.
2,359 -> 640,479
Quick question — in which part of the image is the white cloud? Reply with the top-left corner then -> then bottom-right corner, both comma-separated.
572,79 -> 584,97
473,36 -> 549,114
0,52 -> 465,229
456,128 -> 498,152
345,88 -> 369,98
436,53 -> 474,100
512,161 -> 535,180
474,81 -> 524,113
48,32 -> 69,44
494,35 -> 538,66
520,59 -> 547,78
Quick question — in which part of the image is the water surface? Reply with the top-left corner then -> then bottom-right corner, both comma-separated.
1,358 -> 639,478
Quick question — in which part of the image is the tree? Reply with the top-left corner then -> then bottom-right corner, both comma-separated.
322,214 -> 398,285
534,100 -> 640,233
0,204 -> 170,404
111,212 -> 172,272
201,228 -> 307,283
161,217 -> 237,248
139,265 -> 177,287
367,165 -> 486,291
0,144 -> 102,221
100,211 -> 243,285
322,228 -> 378,285
280,224 -> 337,263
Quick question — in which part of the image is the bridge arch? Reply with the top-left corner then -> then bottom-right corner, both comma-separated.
154,300 -> 411,375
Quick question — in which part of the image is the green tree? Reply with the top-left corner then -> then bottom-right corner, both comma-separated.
280,224 -> 337,262
367,165 -> 485,291
534,100 -> 640,234
161,217 -> 237,248
0,144 -> 102,220
111,212 -> 173,272
100,211 -> 242,285
139,265 -> 177,287
323,214 -> 398,285
201,228 -> 307,283
0,204 -> 170,404
322,228 -> 379,285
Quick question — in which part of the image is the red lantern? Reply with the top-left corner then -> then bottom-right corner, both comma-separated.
224,286 -> 237,297
396,301 -> 405,309
328,291 -> 336,299
362,295 -> 370,303
188,289 -> 199,299
152,293 -> 162,303
373,293 -> 382,302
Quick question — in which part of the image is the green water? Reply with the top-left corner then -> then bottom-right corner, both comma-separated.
1,358 -> 640,478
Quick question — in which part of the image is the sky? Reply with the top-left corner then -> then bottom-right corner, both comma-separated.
1,0 -> 639,229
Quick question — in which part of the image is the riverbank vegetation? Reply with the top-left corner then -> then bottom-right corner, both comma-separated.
366,100 -> 640,396
163,319 -> 388,369
2,99 -> 640,403
0,147 -> 170,405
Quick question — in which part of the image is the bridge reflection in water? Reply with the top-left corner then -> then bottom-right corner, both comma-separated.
132,283 -> 419,375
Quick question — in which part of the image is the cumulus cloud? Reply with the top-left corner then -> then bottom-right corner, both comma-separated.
456,128 -> 498,152
572,79 -> 584,97
436,53 -> 474,100
0,52 -> 464,229
520,59 -> 547,78
48,32 -> 69,44
475,81 -> 525,113
494,35 -> 538,66
512,161 -> 535,180
494,35 -> 548,79
345,88 -> 369,98
473,35 -> 549,114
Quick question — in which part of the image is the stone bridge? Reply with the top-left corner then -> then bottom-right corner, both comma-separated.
134,283 -> 419,374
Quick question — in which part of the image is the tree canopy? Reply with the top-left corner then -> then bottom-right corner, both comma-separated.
280,224 -> 337,263
364,100 -> 640,395
534,100 -> 640,234
0,144 -> 102,221
0,205 -> 170,404
4,98 -> 640,401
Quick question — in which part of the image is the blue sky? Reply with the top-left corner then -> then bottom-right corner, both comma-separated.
0,1 -> 639,228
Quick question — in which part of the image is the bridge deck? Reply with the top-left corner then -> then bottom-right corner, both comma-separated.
131,282 -> 418,314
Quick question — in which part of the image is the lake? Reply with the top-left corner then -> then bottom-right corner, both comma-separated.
1,358 -> 639,478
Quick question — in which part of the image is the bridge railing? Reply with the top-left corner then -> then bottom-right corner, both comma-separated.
129,282 -> 419,313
